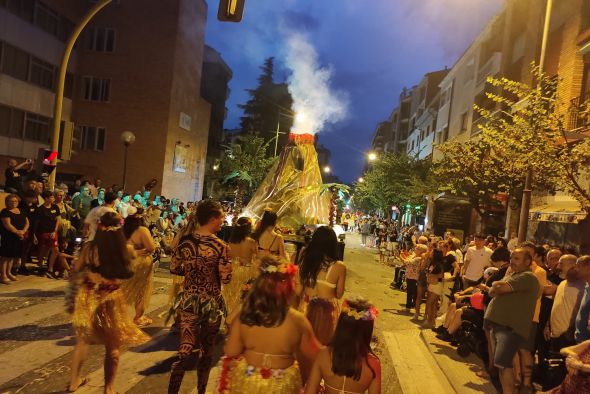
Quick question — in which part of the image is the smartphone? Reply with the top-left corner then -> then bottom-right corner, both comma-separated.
75,237 -> 82,243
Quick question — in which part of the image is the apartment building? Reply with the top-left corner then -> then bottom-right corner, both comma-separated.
0,0 -> 212,202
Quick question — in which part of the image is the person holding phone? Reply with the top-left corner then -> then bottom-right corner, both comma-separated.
4,158 -> 33,193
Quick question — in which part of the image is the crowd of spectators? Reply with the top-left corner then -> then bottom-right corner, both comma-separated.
0,158 -> 195,283
392,228 -> 590,393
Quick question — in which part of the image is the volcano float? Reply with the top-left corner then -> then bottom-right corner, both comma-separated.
244,133 -> 330,228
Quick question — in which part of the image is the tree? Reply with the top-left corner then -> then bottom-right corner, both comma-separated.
217,133 -> 277,222
352,153 -> 435,218
476,64 -> 590,212
239,57 -> 294,152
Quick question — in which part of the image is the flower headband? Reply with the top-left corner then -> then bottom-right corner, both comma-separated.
341,300 -> 378,321
260,262 -> 298,277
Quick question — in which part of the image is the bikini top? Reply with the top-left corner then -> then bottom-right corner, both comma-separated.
324,377 -> 364,394
316,264 -> 337,289
257,235 -> 280,256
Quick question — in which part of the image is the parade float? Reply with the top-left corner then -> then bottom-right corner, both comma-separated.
244,133 -> 331,229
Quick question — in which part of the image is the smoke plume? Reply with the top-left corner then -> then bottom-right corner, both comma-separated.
284,32 -> 349,135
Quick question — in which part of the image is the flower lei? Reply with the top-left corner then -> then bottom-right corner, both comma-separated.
341,300 -> 378,321
260,262 -> 298,277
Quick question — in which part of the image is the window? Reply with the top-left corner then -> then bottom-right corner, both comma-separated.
82,76 -> 111,101
64,72 -> 74,98
24,112 -> 50,142
1,42 -> 29,81
0,105 -> 10,136
86,27 -> 116,52
58,16 -> 75,42
3,0 -> 35,21
460,112 -> 469,131
30,56 -> 55,89
34,1 -> 59,36
79,125 -> 106,151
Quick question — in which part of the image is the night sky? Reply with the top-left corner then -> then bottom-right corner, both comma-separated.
204,0 -> 504,183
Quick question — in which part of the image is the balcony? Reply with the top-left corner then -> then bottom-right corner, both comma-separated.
476,52 -> 502,91
568,92 -> 590,131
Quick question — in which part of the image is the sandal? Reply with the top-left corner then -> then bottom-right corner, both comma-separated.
67,377 -> 89,392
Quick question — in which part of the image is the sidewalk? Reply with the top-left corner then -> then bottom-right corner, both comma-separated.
347,233 -> 497,393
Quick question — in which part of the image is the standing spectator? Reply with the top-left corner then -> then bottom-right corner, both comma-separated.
360,220 -> 370,247
575,256 -> 590,343
83,192 -> 117,241
484,248 -> 540,394
548,255 -> 585,351
404,244 -> 427,313
71,184 -> 93,229
424,249 -> 444,328
0,194 -> 29,283
55,189 -> 75,242
4,158 -> 32,193
18,190 -> 38,274
34,190 -> 60,277
462,233 -> 492,288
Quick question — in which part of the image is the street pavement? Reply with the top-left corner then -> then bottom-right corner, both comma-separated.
0,233 -> 496,393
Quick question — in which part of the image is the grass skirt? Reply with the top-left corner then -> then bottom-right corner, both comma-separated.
72,275 -> 149,347
121,254 -> 154,310
221,261 -> 259,315
216,356 -> 301,394
302,297 -> 340,345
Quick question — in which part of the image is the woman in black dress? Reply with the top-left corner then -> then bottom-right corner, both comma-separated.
0,194 -> 29,284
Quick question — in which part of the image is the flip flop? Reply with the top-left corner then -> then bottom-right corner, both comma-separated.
67,377 -> 89,392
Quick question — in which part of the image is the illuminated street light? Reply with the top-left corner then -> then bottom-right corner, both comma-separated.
323,166 -> 331,173
358,177 -> 365,183
368,152 -> 377,161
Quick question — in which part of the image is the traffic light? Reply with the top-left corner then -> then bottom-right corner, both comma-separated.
41,149 -> 58,176
217,0 -> 245,22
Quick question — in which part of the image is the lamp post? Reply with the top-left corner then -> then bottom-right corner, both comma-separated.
367,152 -> 377,162
323,166 -> 331,174
517,0 -> 553,244
47,0 -> 113,190
120,131 -> 136,191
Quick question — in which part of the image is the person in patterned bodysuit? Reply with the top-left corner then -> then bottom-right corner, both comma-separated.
168,200 -> 232,394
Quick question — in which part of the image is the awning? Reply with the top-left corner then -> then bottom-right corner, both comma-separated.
529,201 -> 587,224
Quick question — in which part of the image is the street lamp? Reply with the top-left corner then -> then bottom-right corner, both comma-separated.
358,177 -> 365,183
120,131 -> 136,191
368,152 -> 377,161
323,166 -> 331,174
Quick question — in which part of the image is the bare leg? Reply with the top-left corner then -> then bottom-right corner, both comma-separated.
446,308 -> 465,335
47,247 -> 59,273
134,300 -> 145,321
69,339 -> 89,391
426,293 -> 440,325
104,343 -> 120,394
443,303 -> 457,328
517,349 -> 533,388
7,259 -> 17,280
499,367 -> 515,394
37,245 -> 48,269
414,285 -> 425,319
0,258 -> 9,283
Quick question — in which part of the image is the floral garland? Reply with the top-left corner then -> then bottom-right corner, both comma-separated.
341,300 -> 378,321
260,262 -> 298,277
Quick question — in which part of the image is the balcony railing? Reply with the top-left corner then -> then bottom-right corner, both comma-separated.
568,91 -> 590,130
476,52 -> 502,89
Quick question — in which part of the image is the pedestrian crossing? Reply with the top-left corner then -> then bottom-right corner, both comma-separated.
0,271 -> 211,394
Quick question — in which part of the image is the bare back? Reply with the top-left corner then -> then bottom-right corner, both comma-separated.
229,237 -> 257,265
301,261 -> 346,300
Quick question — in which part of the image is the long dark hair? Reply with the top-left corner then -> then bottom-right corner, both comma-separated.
331,298 -> 376,380
299,226 -> 339,288
240,256 -> 294,327
251,210 -> 277,241
229,217 -> 253,244
91,211 -> 133,280
123,208 -> 145,239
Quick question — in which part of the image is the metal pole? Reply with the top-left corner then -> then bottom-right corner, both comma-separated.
47,0 -> 113,190
122,144 -> 129,191
517,0 -> 552,244
274,119 -> 280,156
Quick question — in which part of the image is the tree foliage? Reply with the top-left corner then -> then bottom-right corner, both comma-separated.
476,64 -> 590,212
352,153 -> 435,216
238,57 -> 294,152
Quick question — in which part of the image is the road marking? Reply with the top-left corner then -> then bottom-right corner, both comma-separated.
382,330 -> 454,394
0,292 -> 170,386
